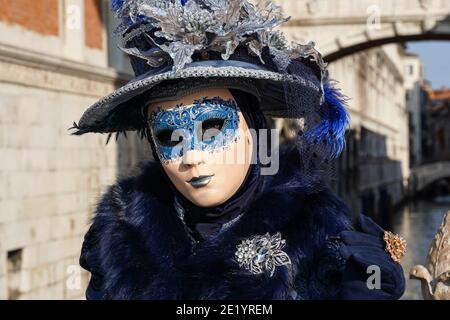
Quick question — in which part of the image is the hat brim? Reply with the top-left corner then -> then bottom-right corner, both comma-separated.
75,60 -> 322,134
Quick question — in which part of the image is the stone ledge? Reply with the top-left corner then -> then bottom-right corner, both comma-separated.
0,43 -> 131,83
0,43 -> 132,97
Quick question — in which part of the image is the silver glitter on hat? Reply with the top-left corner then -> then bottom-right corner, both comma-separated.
113,0 -> 293,72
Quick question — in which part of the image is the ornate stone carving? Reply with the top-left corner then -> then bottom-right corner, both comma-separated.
410,211 -> 450,300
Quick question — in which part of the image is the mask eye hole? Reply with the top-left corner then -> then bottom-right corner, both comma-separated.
201,118 -> 226,142
155,129 -> 184,147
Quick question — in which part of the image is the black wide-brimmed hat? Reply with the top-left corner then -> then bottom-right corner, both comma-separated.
72,0 -> 349,162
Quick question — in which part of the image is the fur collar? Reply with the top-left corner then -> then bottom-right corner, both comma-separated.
86,147 -> 352,299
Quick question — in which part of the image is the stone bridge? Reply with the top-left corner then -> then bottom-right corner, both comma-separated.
275,0 -> 450,61
410,162 -> 450,192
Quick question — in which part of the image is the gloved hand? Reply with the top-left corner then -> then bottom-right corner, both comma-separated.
337,214 -> 406,300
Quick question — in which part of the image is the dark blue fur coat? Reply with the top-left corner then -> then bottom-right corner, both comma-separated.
80,148 -> 405,300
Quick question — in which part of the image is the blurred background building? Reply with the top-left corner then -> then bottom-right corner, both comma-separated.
425,88 -> 450,162
0,0 -> 449,300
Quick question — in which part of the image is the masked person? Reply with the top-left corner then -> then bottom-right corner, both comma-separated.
73,0 -> 406,300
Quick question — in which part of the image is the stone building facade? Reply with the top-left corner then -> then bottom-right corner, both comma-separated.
0,0 -> 126,299
325,45 -> 410,225
402,53 -> 426,167
426,89 -> 450,162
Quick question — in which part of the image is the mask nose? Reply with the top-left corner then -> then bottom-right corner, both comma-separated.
182,149 -> 206,166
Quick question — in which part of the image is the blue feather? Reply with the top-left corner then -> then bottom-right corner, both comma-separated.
112,0 -> 124,12
306,80 -> 350,159
180,0 -> 188,5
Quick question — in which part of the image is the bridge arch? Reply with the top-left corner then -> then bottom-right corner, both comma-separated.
277,0 -> 450,62
410,162 -> 450,192
324,32 -> 450,63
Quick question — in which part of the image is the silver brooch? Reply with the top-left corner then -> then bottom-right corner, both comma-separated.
235,232 -> 291,277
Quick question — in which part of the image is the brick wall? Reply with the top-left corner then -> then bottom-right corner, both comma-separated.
84,0 -> 104,50
0,0 -> 59,36
0,0 -> 105,51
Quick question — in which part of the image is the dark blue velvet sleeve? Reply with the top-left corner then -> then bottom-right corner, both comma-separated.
79,225 -> 110,300
295,238 -> 347,300
334,214 -> 406,300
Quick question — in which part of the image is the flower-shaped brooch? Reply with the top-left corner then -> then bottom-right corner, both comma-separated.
383,231 -> 407,263
235,232 -> 291,277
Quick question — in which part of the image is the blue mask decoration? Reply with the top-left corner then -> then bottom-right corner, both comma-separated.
149,97 -> 240,163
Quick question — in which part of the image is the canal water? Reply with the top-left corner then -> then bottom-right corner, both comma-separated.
391,196 -> 450,300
